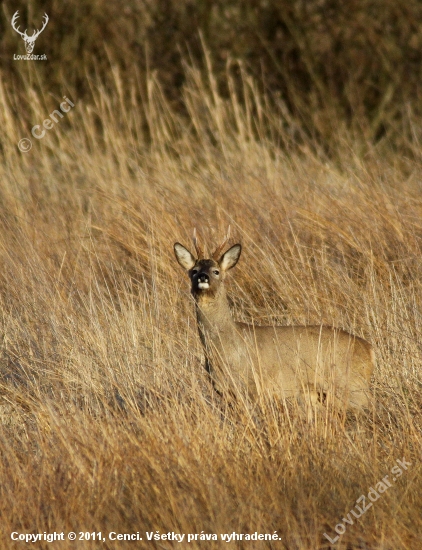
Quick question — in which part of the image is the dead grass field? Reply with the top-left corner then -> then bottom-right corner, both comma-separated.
0,66 -> 421,549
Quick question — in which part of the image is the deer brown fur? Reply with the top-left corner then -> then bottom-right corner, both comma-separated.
174,234 -> 374,411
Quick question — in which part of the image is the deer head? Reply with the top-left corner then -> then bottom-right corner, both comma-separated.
11,11 -> 49,54
174,228 -> 241,302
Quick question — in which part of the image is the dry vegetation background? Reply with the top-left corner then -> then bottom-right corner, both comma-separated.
0,0 -> 422,548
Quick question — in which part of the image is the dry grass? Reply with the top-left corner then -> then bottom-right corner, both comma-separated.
4,0 -> 422,152
0,65 -> 421,549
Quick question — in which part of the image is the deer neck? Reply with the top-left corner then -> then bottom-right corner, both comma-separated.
195,286 -> 235,338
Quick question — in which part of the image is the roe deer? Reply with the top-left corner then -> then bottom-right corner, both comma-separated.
174,231 -> 374,411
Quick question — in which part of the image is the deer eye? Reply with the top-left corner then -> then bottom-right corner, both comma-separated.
192,269 -> 199,275
213,269 -> 220,276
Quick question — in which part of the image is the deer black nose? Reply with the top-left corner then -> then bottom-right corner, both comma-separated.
198,273 -> 209,283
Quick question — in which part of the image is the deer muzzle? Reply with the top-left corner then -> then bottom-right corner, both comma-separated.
197,273 -> 210,289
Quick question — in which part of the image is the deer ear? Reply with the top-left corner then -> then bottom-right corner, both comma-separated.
174,243 -> 196,270
219,244 -> 241,271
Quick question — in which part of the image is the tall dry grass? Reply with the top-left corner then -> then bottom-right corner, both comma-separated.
0,63 -> 421,549
4,0 -> 422,153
